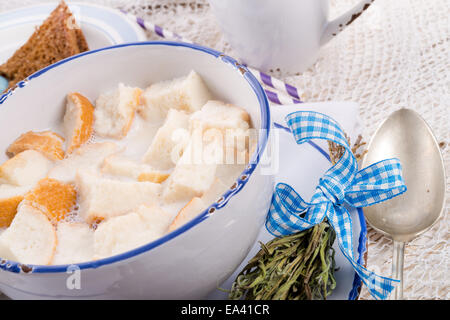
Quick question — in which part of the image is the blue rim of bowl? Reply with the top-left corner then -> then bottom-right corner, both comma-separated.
0,41 -> 271,274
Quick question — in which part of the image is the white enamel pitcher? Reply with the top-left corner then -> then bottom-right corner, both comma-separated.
208,0 -> 375,73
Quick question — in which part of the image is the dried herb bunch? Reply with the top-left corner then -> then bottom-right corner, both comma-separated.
228,135 -> 366,300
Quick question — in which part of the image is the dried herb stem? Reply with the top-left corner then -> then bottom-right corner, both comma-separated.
228,134 -> 365,300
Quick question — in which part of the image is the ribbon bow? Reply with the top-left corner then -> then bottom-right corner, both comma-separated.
266,111 -> 407,300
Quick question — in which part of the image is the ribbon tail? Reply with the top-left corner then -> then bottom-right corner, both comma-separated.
339,241 -> 400,300
328,206 -> 399,300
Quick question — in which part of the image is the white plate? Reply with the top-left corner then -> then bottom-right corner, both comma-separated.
0,2 -> 146,67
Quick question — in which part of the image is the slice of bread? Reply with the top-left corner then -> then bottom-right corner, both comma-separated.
52,222 -> 94,265
24,178 -> 77,224
190,101 -> 252,166
142,109 -> 190,170
168,197 -> 206,232
162,136 -> 217,203
94,204 -> 171,259
64,92 -> 95,154
163,163 -> 216,203
0,204 -> 56,265
7,130 -> 65,161
0,150 -> 54,186
94,83 -> 142,139
48,142 -> 120,183
200,177 -> 228,205
76,170 -> 161,223
93,212 -> 146,259
168,178 -> 228,232
101,154 -> 169,183
0,1 -> 89,89
139,70 -> 211,120
0,185 -> 32,228
136,204 -> 172,237
190,100 -> 250,131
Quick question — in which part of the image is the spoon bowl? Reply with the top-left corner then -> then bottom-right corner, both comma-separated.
361,108 -> 446,299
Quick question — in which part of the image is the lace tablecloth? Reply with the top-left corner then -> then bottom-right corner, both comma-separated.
1,0 -> 448,300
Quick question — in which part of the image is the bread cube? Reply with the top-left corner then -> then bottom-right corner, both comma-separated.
0,150 -> 53,186
168,178 -> 228,232
93,204 -> 171,259
102,154 -> 169,183
162,135 -> 218,203
139,70 -> 211,120
7,130 -> 65,161
142,109 -> 190,170
76,171 -> 161,223
94,83 -> 142,139
163,163 -> 216,203
64,92 -> 95,153
189,100 -> 250,132
52,222 -> 94,265
0,204 -> 56,265
24,178 -> 77,224
200,177 -> 228,205
168,197 -> 206,232
0,184 -> 32,228
48,142 -> 120,183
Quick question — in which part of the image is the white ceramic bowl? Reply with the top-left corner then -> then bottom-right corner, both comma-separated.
0,42 -> 273,299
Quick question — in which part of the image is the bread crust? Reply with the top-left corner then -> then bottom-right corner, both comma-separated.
65,92 -> 95,154
0,1 -> 89,89
7,130 -> 65,161
24,178 -> 77,224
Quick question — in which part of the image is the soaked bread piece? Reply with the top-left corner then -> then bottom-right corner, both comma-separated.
142,109 -> 190,170
48,142 -> 121,184
76,170 -> 161,223
139,70 -> 211,119
0,204 -> 57,265
94,204 -> 171,259
24,178 -> 77,224
7,131 -> 65,161
94,83 -> 142,139
64,92 -> 95,154
101,154 -> 169,183
52,222 -> 94,265
0,150 -> 54,186
0,185 -> 32,228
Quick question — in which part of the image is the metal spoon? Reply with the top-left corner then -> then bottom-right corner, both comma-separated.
361,108 -> 446,300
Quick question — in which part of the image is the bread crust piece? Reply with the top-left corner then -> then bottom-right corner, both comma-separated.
0,1 -> 89,89
64,92 -> 95,154
24,178 -> 77,224
7,130 -> 65,161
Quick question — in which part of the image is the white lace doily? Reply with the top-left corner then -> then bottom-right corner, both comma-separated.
1,0 -> 448,300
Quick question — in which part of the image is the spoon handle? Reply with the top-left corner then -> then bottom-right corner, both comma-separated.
391,240 -> 405,300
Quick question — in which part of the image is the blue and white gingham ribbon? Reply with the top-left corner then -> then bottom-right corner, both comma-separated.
266,111 -> 407,300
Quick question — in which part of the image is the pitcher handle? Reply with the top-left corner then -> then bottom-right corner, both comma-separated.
321,0 -> 375,46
